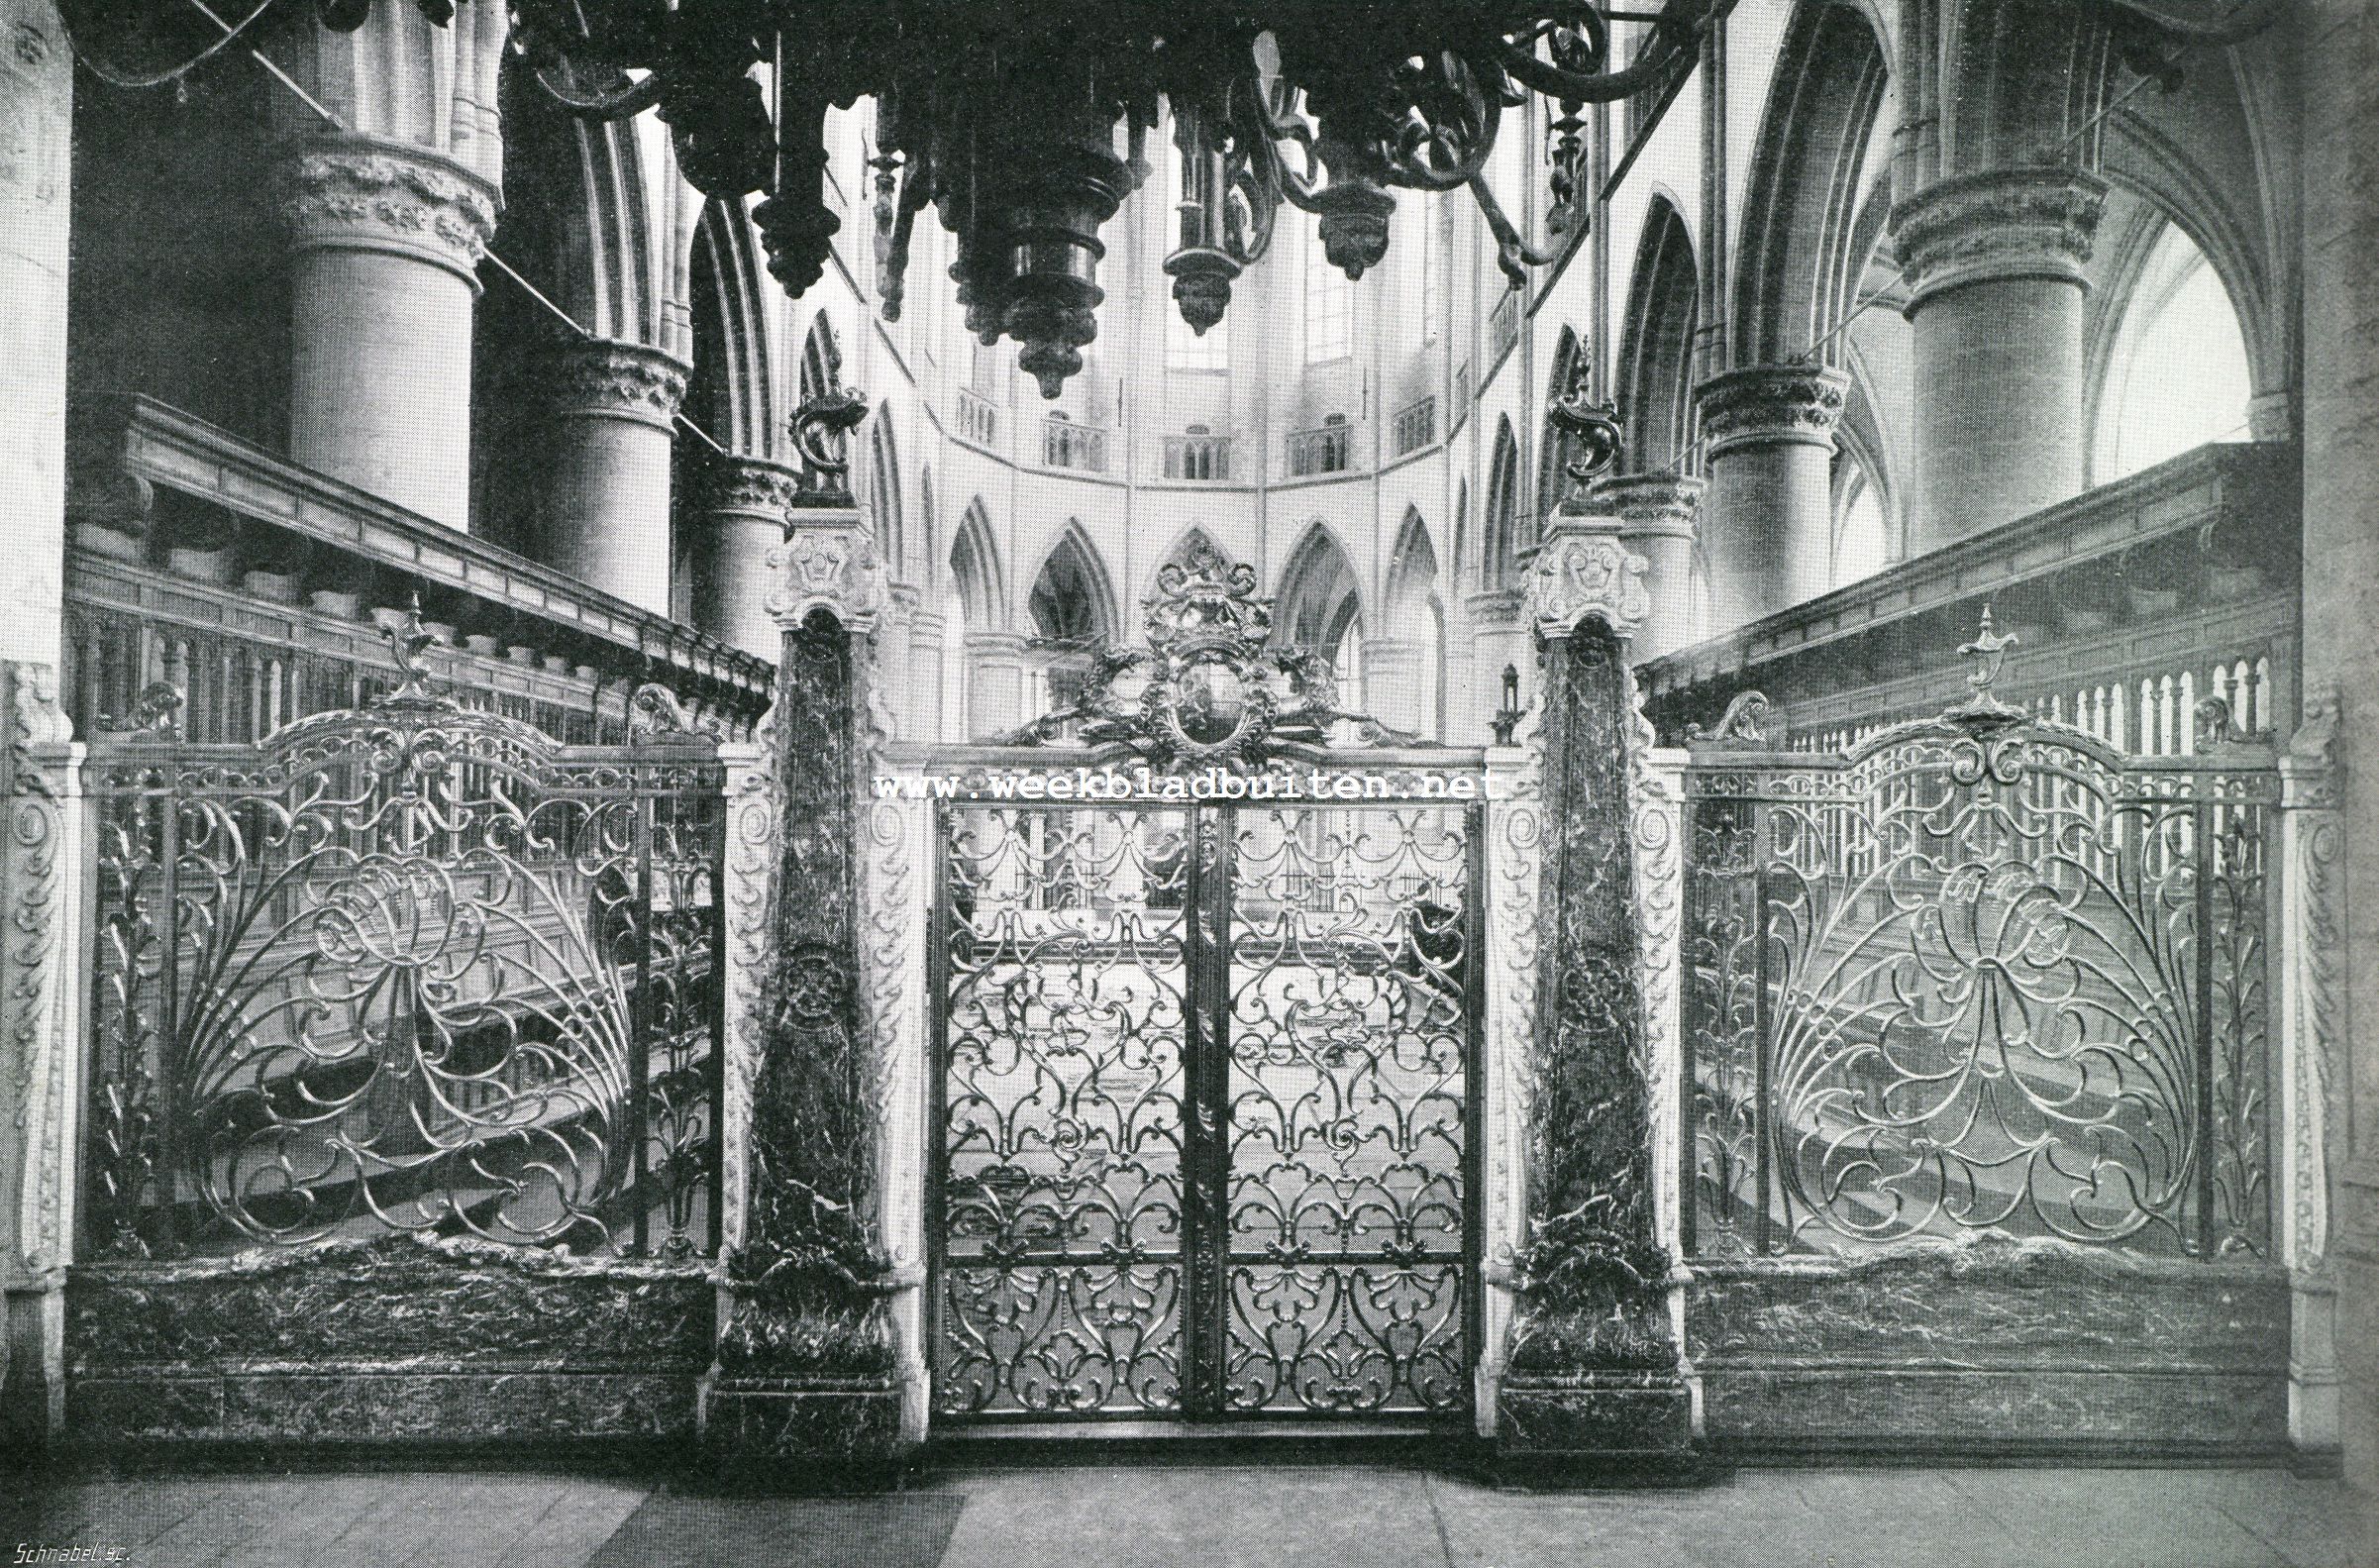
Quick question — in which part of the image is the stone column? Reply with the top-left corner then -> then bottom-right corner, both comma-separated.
964,631 -> 1029,740
1493,510 -> 1699,1481
1695,366 -> 1847,631
1360,637 -> 1425,735
1464,591 -> 1529,746
685,457 -> 800,659
534,340 -> 689,614
279,137 -> 498,529
1594,475 -> 1707,661
703,503 -> 911,1487
0,0 -> 77,1451
1893,168 -> 2107,553
900,606 -> 948,744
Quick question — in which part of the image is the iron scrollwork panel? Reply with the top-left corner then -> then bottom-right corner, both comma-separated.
933,804 -> 1193,1416
1220,804 -> 1474,1415
81,718 -> 725,1260
1682,736 -> 2276,1259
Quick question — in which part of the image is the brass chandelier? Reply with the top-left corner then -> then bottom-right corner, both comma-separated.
506,1 -> 1722,396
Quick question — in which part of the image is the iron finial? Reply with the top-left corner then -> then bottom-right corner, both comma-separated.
1958,604 -> 2017,701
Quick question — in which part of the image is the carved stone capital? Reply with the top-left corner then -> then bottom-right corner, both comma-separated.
1525,525 -> 1652,642
1892,167 -> 2110,308
1695,365 -> 1849,457
278,137 -> 500,282
1591,474 -> 1707,544
698,457 -> 803,523
545,340 -> 690,428
768,518 -> 889,634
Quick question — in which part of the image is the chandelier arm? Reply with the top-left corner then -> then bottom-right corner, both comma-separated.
1467,166 -> 1568,288
2094,0 -> 2282,48
61,0 -> 287,91
1491,0 -> 1711,104
530,62 -> 668,119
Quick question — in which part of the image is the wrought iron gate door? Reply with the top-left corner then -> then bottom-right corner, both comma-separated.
932,799 -> 1481,1421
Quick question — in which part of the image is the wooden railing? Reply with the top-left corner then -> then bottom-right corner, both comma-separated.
1638,443 -> 2302,755
61,395 -> 774,747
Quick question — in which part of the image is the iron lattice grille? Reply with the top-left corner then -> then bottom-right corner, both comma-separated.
932,799 -> 1481,1419
1681,723 -> 2275,1260
80,701 -> 726,1260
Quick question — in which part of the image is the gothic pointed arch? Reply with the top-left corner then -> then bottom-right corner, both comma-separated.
949,498 -> 1005,627
687,199 -> 779,460
867,415 -> 904,579
494,61 -> 698,358
1026,522 -> 1119,646
1615,195 -> 1701,472
1538,327 -> 1585,516
1730,2 -> 1891,366
1385,506 -> 1448,738
1484,417 -> 1524,590
797,312 -> 849,481
1274,522 -> 1365,655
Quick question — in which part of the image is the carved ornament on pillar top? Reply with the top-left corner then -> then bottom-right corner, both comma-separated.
1591,474 -> 1706,542
702,456 -> 803,522
1695,365 -> 1849,457
1525,529 -> 1651,642
1892,166 -> 2110,308
546,340 -> 691,426
768,523 -> 889,634
278,138 -> 500,280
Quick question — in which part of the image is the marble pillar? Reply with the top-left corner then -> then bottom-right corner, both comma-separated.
1893,168 -> 2107,554
686,456 -> 801,659
1493,508 -> 1700,1480
703,501 -> 910,1487
534,340 -> 689,615
1695,366 -> 1846,631
1594,475 -> 1707,662
279,138 -> 498,529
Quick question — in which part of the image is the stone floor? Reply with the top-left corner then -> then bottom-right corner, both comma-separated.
4,1461 -> 2372,1568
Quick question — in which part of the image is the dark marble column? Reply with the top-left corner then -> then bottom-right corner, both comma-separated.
1494,509 -> 1699,1481
700,509 -> 906,1487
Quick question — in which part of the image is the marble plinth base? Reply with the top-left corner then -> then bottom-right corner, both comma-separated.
697,1380 -> 908,1491
1493,1370 -> 1708,1486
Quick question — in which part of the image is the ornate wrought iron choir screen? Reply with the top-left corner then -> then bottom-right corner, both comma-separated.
1679,667 -> 2276,1261
77,659 -> 728,1263
930,793 -> 1483,1419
